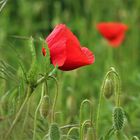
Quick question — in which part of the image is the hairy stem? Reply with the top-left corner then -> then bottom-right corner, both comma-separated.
79,99 -> 93,140
49,76 -> 59,122
96,70 -> 113,138
33,83 -> 45,140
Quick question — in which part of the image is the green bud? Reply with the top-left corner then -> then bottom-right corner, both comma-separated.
40,95 -> 50,118
113,107 -> 125,131
103,78 -> 114,99
49,123 -> 61,140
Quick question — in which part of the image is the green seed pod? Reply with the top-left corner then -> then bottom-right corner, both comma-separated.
49,123 -> 61,140
40,95 -> 50,118
85,127 -> 94,140
131,136 -> 140,140
113,107 -> 125,131
103,78 -> 114,99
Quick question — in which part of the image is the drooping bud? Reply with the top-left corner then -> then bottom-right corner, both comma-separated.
113,107 -> 125,131
49,123 -> 61,140
40,95 -> 50,118
85,127 -> 95,140
103,78 -> 114,99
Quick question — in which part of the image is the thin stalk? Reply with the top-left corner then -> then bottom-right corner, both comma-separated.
60,124 -> 79,130
81,120 -> 91,139
35,75 -> 47,87
79,99 -> 93,140
49,76 -> 59,122
33,83 -> 45,140
67,127 -> 79,140
22,97 -> 31,131
96,70 -> 113,138
96,68 -> 121,138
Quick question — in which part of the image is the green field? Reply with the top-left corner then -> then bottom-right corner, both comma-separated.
0,0 -> 140,140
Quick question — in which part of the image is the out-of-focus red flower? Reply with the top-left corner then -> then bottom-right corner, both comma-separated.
96,22 -> 128,47
42,47 -> 46,56
43,24 -> 94,71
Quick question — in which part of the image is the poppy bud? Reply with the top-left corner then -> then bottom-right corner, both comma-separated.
85,127 -> 95,140
40,95 -> 50,118
113,107 -> 125,131
49,123 -> 61,140
103,78 -> 114,99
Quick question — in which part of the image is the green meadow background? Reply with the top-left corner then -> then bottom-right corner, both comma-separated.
0,0 -> 140,139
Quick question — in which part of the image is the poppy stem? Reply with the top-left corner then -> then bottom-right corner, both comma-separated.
81,120 -> 91,139
96,69 -> 114,138
49,76 -> 59,123
66,127 -> 79,140
96,67 -> 121,138
79,99 -> 94,140
33,83 -> 45,140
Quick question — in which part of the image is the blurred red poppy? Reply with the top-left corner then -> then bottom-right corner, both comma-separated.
43,24 -> 94,71
97,22 -> 128,47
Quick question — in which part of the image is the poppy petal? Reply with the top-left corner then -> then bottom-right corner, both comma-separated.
59,41 -> 94,71
49,39 -> 67,66
81,47 -> 95,64
47,24 -> 80,47
109,33 -> 125,47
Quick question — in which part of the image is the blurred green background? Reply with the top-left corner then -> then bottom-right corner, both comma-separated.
0,0 -> 140,139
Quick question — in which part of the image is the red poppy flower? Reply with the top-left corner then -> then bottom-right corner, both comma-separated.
96,22 -> 128,47
43,24 -> 94,71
